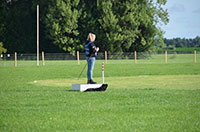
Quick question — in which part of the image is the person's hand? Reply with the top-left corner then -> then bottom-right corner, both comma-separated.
96,47 -> 99,52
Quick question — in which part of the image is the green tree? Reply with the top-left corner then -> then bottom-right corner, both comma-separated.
0,0 -> 169,54
92,0 -> 168,53
194,36 -> 200,47
164,36 -> 200,48
129,0 -> 168,52
76,0 -> 169,53
0,42 -> 7,55
1,0 -> 36,53
44,0 -> 81,55
76,0 -> 99,52
0,0 -> 8,49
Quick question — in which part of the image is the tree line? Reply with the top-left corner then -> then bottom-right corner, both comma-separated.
164,36 -> 200,48
0,0 -> 169,55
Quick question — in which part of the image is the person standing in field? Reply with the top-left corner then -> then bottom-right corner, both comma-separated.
85,33 -> 99,84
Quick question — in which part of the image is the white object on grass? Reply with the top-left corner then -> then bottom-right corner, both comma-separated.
72,84 -> 102,92
72,62 -> 107,92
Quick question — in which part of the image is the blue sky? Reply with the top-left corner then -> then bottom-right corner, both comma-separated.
161,0 -> 200,38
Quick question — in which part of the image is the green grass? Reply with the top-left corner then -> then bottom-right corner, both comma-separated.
0,59 -> 200,131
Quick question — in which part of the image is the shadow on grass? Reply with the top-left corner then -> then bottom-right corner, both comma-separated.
66,90 -> 80,92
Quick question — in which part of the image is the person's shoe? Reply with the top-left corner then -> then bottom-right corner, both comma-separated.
87,80 -> 97,84
90,80 -> 97,84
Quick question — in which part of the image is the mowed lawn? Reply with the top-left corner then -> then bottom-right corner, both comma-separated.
0,59 -> 200,131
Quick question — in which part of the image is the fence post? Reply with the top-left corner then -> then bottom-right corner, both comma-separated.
134,51 -> 137,64
77,51 -> 79,64
42,51 -> 45,66
194,50 -> 196,63
105,51 -> 107,64
37,5 -> 39,66
14,52 -> 17,67
165,51 -> 167,64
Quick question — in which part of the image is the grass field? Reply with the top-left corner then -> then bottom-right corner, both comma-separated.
0,58 -> 200,131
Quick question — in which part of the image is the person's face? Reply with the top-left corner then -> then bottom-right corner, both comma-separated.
91,35 -> 96,42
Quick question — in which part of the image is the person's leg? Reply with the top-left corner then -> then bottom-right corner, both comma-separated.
90,57 -> 95,80
87,57 -> 91,81
87,57 -> 96,83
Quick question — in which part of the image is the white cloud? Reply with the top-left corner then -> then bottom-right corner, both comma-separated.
161,0 -> 200,38
193,8 -> 200,14
169,4 -> 186,13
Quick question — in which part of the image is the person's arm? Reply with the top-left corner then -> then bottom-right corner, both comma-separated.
92,46 -> 99,53
90,43 -> 99,55
96,47 -> 99,52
